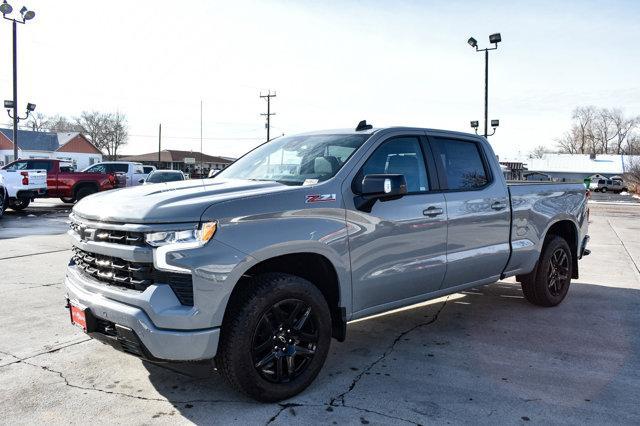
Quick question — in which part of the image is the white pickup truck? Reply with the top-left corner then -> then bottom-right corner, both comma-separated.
0,166 -> 47,211
82,162 -> 149,187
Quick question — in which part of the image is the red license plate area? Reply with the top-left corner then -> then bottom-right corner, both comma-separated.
70,304 -> 87,331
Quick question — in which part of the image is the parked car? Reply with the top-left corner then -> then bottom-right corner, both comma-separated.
64,124 -> 590,402
589,178 -> 628,193
143,170 -> 186,184
2,159 -> 120,204
82,161 -> 148,187
0,161 -> 48,211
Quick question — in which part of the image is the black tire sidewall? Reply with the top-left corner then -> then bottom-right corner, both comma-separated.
219,274 -> 332,402
9,198 -> 29,211
535,237 -> 572,306
75,187 -> 96,201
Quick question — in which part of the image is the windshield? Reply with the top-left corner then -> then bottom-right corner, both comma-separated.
216,134 -> 369,185
146,171 -> 184,183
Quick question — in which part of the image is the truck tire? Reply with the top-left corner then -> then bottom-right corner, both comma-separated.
520,236 -> 573,307
8,198 -> 30,211
60,197 -> 76,204
216,273 -> 332,402
0,189 -> 6,218
75,186 -> 97,201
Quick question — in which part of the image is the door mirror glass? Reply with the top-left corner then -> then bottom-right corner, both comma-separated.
355,174 -> 407,212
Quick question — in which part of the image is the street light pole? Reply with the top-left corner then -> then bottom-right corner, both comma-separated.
2,1 -> 36,161
11,19 -> 18,160
468,33 -> 501,138
484,48 -> 488,138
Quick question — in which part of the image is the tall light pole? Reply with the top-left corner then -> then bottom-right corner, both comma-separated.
1,1 -> 36,161
467,33 -> 501,138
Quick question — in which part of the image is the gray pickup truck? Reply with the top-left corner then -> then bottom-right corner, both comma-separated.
65,123 -> 590,402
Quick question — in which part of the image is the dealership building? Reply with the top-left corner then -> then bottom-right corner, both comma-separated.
120,149 -> 233,175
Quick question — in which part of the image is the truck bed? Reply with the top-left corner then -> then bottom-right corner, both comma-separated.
503,181 -> 588,277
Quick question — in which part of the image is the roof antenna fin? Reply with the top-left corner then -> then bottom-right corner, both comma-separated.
355,120 -> 373,131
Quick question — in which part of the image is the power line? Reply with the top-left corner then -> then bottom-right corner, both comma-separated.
260,90 -> 276,142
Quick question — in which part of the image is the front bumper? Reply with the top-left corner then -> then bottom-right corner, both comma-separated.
65,270 -> 220,362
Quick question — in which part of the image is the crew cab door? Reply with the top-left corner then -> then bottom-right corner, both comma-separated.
345,131 -> 447,314
428,133 -> 510,289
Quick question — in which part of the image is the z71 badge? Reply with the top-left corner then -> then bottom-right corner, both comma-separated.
305,194 -> 336,203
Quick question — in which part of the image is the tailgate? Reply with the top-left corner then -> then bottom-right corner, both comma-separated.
26,169 -> 47,189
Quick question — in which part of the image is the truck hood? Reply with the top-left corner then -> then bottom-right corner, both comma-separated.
72,178 -> 288,224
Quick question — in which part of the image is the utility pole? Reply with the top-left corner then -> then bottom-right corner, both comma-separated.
260,90 -> 276,142
158,123 -> 162,167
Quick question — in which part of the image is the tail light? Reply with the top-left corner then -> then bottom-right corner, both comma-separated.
108,173 -> 115,184
20,171 -> 29,185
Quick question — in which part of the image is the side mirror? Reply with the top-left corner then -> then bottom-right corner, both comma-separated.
354,174 -> 407,212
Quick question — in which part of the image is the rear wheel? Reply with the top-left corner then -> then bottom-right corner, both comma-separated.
8,198 -> 30,211
520,236 -> 573,307
75,186 -> 97,201
60,197 -> 76,204
216,273 -> 332,402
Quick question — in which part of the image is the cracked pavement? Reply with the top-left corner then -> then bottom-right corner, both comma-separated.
1,201 -> 639,424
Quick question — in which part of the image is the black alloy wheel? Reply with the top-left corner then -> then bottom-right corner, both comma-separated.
251,299 -> 318,383
520,235 -> 573,307
547,248 -> 570,297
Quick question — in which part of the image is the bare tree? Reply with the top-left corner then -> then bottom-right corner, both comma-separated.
529,145 -> 549,159
624,157 -> 640,193
27,112 -> 50,131
572,106 -> 596,153
557,106 -> 640,155
105,112 -> 128,160
556,129 -> 580,154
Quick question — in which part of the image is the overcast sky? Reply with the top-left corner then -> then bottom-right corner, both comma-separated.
1,0 -> 638,158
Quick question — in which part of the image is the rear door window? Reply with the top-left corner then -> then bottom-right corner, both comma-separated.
431,137 -> 490,190
111,164 -> 129,173
27,160 -> 53,172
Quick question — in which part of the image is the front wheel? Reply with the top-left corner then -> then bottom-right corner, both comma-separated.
60,197 -> 76,204
601,187 -> 607,193
0,189 -> 6,218
8,198 -> 30,211
520,236 -> 573,307
216,273 -> 332,402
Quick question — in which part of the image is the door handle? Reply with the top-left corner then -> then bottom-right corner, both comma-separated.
423,206 -> 444,217
491,201 -> 507,211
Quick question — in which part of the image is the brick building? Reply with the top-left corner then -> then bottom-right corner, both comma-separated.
0,128 -> 102,170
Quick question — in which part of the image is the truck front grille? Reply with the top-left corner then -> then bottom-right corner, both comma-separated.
71,247 -> 193,306
70,222 -> 145,246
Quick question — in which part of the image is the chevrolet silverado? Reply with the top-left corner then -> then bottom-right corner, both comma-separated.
64,123 -> 590,402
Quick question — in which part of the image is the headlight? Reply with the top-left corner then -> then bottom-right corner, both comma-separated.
145,221 -> 217,247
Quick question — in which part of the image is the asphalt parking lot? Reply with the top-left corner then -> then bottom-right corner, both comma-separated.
1,199 -> 639,424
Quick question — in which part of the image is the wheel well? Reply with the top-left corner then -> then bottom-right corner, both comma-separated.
73,181 -> 99,196
229,253 -> 346,341
544,220 -> 579,279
